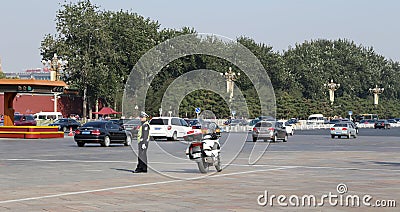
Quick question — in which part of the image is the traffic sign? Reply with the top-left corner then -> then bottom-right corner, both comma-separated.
348,111 -> 353,116
232,110 -> 236,115
195,107 -> 201,114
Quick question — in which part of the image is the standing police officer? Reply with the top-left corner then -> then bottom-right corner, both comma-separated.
134,111 -> 150,173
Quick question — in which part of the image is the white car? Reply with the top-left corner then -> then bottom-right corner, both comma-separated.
330,122 -> 357,139
278,121 -> 294,136
149,117 -> 191,141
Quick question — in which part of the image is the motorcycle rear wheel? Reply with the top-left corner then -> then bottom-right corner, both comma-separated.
197,158 -> 209,173
215,155 -> 222,172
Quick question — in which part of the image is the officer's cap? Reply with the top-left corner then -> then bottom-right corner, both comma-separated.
139,111 -> 149,118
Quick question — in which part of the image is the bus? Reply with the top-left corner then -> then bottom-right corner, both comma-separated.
354,114 -> 378,122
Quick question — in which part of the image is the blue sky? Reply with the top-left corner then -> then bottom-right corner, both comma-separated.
1,0 -> 399,72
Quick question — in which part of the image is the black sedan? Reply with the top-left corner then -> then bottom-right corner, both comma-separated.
374,120 -> 391,129
122,119 -> 141,137
74,121 -> 132,147
49,118 -> 81,132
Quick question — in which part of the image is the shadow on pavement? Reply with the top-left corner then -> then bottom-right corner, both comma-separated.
372,161 -> 400,167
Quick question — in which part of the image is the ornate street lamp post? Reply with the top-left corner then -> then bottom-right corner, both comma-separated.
324,79 -> 340,105
369,85 -> 384,107
42,53 -> 68,112
220,67 -> 240,103
42,53 -> 68,81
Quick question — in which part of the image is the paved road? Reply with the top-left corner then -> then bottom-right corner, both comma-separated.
0,129 -> 399,211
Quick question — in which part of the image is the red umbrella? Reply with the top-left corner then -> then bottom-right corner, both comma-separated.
92,107 -> 122,115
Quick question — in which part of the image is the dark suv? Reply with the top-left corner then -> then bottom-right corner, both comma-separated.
14,114 -> 37,126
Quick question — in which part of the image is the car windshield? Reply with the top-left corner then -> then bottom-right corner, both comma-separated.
14,115 -> 22,120
189,120 -> 199,126
150,119 -> 168,125
82,122 -> 106,128
255,122 -> 273,127
333,123 -> 348,127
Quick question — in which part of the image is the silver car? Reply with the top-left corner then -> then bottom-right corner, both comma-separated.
330,123 -> 357,139
252,121 -> 288,142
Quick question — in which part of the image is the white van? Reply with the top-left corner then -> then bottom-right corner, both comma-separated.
149,117 -> 191,141
34,112 -> 63,120
307,114 -> 326,125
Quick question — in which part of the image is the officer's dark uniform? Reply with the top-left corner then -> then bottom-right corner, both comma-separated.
134,112 -> 150,173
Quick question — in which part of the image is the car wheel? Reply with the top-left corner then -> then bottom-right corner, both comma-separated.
331,135 -> 335,139
102,136 -> 110,147
124,135 -> 132,146
77,142 -> 85,147
338,136 -> 341,139
283,134 -> 288,142
252,136 -> 257,142
272,134 -> 277,142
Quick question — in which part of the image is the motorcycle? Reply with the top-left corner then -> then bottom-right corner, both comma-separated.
185,133 -> 222,173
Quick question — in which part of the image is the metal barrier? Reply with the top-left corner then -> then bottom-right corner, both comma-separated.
220,122 -> 400,133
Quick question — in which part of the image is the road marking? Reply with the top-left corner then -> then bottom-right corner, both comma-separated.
0,158 -> 195,165
1,158 -> 134,163
0,166 -> 294,204
3,158 -> 400,172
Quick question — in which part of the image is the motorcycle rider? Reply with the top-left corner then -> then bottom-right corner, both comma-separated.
133,111 -> 150,173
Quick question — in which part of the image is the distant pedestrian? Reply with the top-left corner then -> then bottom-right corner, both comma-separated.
134,111 -> 150,173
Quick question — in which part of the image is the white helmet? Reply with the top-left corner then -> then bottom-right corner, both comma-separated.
203,135 -> 212,140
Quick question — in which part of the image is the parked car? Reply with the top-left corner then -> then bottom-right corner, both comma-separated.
330,123 -> 357,139
277,121 -> 294,136
122,119 -> 141,137
360,119 -> 378,125
48,118 -> 81,132
387,119 -> 397,124
286,118 -> 299,125
229,119 -> 248,126
149,117 -> 191,141
248,119 -> 261,127
329,119 -> 342,125
258,116 -> 275,121
74,120 -> 132,147
188,119 -> 200,127
14,114 -> 37,126
33,112 -> 63,121
252,121 -> 288,142
374,120 -> 390,129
